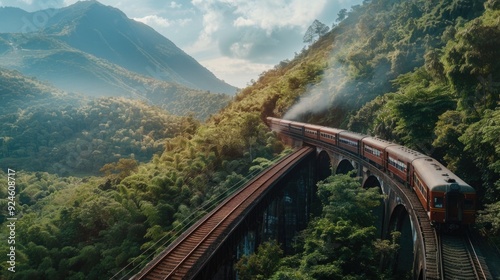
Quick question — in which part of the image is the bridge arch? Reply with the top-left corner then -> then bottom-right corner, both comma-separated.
363,175 -> 381,189
363,175 -> 385,238
388,204 -> 414,274
336,159 -> 354,174
316,150 -> 331,181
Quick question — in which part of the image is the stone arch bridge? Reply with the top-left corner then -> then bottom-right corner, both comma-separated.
132,134 -> 439,280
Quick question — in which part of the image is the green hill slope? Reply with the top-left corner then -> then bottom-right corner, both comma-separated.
0,68 -> 199,175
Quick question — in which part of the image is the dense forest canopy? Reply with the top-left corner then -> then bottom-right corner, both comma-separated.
0,0 -> 499,279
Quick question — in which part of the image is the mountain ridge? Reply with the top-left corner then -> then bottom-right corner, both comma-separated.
0,1 -> 238,95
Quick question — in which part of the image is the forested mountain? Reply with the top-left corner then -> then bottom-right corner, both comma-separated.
0,68 -> 205,176
0,0 -> 498,279
0,1 -> 237,95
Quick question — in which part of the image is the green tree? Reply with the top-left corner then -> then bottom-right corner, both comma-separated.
337,8 -> 348,22
459,109 -> 500,202
375,68 -> 456,153
443,14 -> 500,114
269,174 -> 384,279
303,20 -> 330,44
100,158 -> 138,180
235,241 -> 284,280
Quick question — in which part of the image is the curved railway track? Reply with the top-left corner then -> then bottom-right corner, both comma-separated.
133,146 -> 314,280
439,231 -> 489,280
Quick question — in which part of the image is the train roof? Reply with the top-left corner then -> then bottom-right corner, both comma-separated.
319,126 -> 345,134
338,130 -> 368,141
290,121 -> 305,127
304,124 -> 324,130
412,157 -> 475,193
362,137 -> 398,150
385,145 -> 427,163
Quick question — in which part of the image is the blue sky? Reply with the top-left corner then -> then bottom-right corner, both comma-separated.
1,0 -> 363,88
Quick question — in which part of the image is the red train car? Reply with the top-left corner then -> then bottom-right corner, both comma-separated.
385,145 -> 427,184
289,122 -> 305,136
319,127 -> 344,146
338,131 -> 367,155
362,137 -> 397,168
412,157 -> 476,226
304,124 -> 323,140
267,117 -> 282,132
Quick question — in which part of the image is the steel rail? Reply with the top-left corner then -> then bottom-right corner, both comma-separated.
465,230 -> 488,280
439,231 -> 487,280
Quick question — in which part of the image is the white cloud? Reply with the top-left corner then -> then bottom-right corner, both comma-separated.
170,1 -> 182,9
188,0 -> 329,61
229,42 -> 253,58
134,15 -> 172,28
233,16 -> 255,28
187,1 -> 224,54
224,0 -> 327,32
199,56 -> 272,88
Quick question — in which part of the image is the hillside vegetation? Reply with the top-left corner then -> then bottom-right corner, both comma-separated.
0,68 -> 211,175
0,0 -> 498,279
0,33 -> 232,120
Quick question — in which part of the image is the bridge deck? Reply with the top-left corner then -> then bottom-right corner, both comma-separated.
133,146 -> 314,280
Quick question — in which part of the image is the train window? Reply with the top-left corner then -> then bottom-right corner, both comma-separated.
339,137 -> 358,147
364,145 -> 381,157
388,156 -> 406,172
305,129 -> 317,135
434,197 -> 443,208
414,175 -> 427,199
321,133 -> 335,140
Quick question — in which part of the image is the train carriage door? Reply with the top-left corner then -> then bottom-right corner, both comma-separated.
445,183 -> 463,223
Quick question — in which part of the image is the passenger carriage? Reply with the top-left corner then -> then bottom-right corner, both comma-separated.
304,124 -> 323,140
412,157 -> 476,226
338,131 -> 367,155
385,145 -> 427,184
362,137 -> 397,168
318,127 -> 344,146
289,122 -> 305,136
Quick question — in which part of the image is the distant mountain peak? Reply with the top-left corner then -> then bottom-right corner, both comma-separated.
0,1 -> 238,94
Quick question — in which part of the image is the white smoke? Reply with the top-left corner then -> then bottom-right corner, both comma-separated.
282,48 -> 392,122
283,60 -> 349,121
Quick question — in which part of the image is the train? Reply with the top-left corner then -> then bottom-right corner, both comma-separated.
266,117 -> 476,228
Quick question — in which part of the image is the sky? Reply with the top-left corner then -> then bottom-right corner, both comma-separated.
1,0 -> 363,88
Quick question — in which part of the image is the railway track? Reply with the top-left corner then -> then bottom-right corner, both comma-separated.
132,146 -> 314,280
439,231 -> 490,280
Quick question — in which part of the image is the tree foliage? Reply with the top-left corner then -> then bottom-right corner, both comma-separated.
349,1 -> 499,247
303,20 -> 330,44
237,174 -> 396,279
235,241 -> 283,280
0,96 -> 191,175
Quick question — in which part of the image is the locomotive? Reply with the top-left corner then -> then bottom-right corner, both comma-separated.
266,117 -> 476,228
